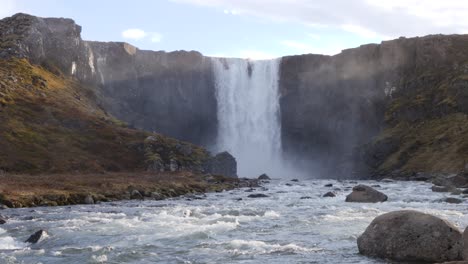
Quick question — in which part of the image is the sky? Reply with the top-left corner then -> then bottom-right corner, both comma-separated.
1,0 -> 468,59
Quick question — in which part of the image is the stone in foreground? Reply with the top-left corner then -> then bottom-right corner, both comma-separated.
345,185 -> 387,203
25,230 -> 48,244
358,210 -> 463,262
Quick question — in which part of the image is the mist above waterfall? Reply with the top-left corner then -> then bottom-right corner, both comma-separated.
211,57 -> 300,178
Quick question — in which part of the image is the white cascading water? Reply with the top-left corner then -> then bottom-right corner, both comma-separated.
211,57 -> 285,178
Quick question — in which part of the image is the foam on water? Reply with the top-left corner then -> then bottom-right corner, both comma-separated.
0,180 -> 467,263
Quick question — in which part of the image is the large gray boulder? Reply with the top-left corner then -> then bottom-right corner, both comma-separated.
203,152 -> 237,178
464,226 -> 468,260
358,210 -> 463,262
345,185 -> 388,203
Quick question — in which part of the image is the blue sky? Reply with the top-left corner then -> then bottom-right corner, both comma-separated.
2,0 -> 468,59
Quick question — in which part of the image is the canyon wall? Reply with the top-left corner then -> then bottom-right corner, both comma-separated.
0,13 -> 217,146
3,13 -> 468,178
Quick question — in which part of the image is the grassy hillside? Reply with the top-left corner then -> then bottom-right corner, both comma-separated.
363,51 -> 468,177
0,58 -> 208,174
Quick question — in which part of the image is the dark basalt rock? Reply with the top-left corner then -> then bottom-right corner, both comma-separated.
258,174 -> 271,180
247,194 -> 269,198
345,185 -> 387,203
25,230 -> 48,244
203,152 -> 237,178
358,210 -> 463,262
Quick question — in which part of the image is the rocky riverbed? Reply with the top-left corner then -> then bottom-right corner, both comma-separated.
1,179 -> 467,263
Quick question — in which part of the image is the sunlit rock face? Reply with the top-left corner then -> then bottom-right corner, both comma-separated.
0,13 -> 217,146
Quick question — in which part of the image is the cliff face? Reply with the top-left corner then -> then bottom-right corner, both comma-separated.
0,13 -> 217,146
3,13 -> 468,178
280,35 -> 468,177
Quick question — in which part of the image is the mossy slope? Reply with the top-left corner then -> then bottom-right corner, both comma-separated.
0,58 -> 208,174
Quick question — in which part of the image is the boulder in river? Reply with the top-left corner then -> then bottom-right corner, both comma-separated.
444,197 -> 463,204
323,192 -> 336,197
345,185 -> 388,203
0,217 -> 6,225
25,230 -> 48,244
247,193 -> 269,198
433,185 -> 452,192
324,183 -> 333,187
357,210 -> 463,262
258,174 -> 271,180
463,226 -> 468,260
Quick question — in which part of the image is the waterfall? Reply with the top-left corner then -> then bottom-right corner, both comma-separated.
211,57 -> 285,178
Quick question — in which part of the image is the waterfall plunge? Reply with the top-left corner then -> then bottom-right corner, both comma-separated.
212,58 -> 287,178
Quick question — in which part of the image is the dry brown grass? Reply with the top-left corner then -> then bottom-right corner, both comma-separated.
0,172 -> 240,207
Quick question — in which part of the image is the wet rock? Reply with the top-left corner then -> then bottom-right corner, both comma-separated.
324,183 -> 333,187
0,217 -> 6,225
357,210 -> 463,262
300,196 -> 312,199
451,189 -> 463,195
291,179 -> 299,182
463,226 -> 468,260
0,204 -> 7,210
323,192 -> 336,197
130,190 -> 143,200
150,192 -> 164,200
333,188 -> 342,191
247,194 -> 269,198
380,178 -> 395,183
285,183 -> 293,186
371,184 -> 381,188
432,185 -> 452,192
84,195 -> 94,204
463,189 -> 468,194
258,174 -> 271,180
444,197 -> 463,204
203,151 -> 237,178
25,230 -> 48,244
345,185 -> 388,203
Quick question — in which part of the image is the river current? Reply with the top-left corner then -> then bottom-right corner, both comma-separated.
1,179 -> 467,263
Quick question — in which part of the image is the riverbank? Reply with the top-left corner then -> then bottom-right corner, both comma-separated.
0,172 -> 258,208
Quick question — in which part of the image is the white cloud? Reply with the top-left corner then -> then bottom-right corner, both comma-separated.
121,28 -> 147,40
121,29 -> 163,43
173,0 -> 468,39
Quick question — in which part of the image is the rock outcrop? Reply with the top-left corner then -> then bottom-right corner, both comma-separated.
345,185 -> 387,203
25,230 -> 48,244
203,152 -> 237,178
357,210 -> 463,262
0,13 -> 217,146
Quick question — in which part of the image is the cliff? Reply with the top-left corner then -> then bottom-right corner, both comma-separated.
280,35 -> 468,177
0,13 -> 217,146
3,13 -> 468,178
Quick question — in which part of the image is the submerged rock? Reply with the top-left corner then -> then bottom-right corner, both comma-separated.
291,179 -> 299,182
444,197 -> 463,204
324,183 -> 333,187
345,185 -> 388,203
25,230 -> 48,244
258,174 -> 271,180
323,192 -> 336,198
358,210 -> 463,262
433,185 -> 452,192
247,194 -> 269,198
0,217 -> 6,225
